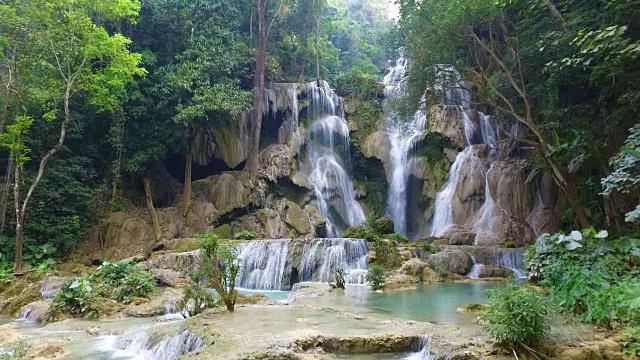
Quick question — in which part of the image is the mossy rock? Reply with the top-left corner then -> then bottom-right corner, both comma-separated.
213,224 -> 233,239
234,292 -> 268,305
456,303 -> 488,313
343,226 -> 367,238
372,217 -> 394,235
1,283 -> 42,316
173,238 -> 202,252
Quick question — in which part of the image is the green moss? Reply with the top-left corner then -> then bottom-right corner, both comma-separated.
415,133 -> 455,165
212,224 -> 233,239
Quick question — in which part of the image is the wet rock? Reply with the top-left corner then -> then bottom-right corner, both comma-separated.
448,232 -> 476,246
427,105 -> 465,148
235,293 -> 269,305
17,301 -> 50,323
86,326 -> 101,336
487,160 -> 534,221
456,303 -> 488,313
476,265 -> 513,279
362,131 -> 392,176
427,250 -> 473,275
149,268 -> 189,288
259,144 -> 296,181
295,334 -> 421,354
0,282 -> 42,316
288,282 -> 332,303
285,201 -> 312,235
137,251 -> 200,276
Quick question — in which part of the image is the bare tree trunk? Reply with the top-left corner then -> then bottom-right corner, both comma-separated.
13,163 -> 22,273
543,0 -> 569,33
182,150 -> 193,216
245,0 -> 268,178
0,156 -> 13,234
143,177 -> 162,241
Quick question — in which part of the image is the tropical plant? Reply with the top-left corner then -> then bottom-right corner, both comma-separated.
113,270 -> 156,304
479,282 -> 550,350
49,277 -> 99,320
622,326 -> 640,356
197,232 -> 240,312
386,233 -> 408,243
367,263 -> 385,290
97,260 -> 134,286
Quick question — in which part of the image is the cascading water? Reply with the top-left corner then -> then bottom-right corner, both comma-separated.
304,81 -> 366,236
383,56 -> 429,236
109,326 -> 203,360
299,238 -> 368,284
236,240 -> 291,291
236,238 -> 368,291
429,68 -> 499,237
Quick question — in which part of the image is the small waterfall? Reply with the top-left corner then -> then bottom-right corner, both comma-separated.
112,326 -> 203,360
466,254 -> 482,279
494,248 -> 526,278
471,173 -> 495,244
236,238 -> 369,290
40,277 -> 67,300
299,238 -> 368,284
304,81 -> 365,236
16,301 -> 49,323
237,240 -> 290,291
383,56 -> 429,236
403,337 -> 436,360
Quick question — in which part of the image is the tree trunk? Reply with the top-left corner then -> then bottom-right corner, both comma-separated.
544,156 -> 592,228
182,150 -> 192,216
245,0 -> 268,178
143,177 -> 162,241
13,164 -> 22,274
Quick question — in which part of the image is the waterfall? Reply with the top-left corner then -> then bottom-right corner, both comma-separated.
403,337 -> 437,360
429,67 -> 499,237
299,238 -> 368,284
466,254 -> 482,279
383,56 -> 428,236
304,81 -> 365,236
16,301 -> 49,323
493,248 -> 526,278
237,240 -> 291,291
111,326 -> 203,360
236,238 -> 369,291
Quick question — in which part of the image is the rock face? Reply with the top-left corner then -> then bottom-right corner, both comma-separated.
427,250 -> 473,275
476,265 -> 513,278
427,105 -> 465,148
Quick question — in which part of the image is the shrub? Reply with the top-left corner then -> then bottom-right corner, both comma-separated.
97,260 -> 133,285
372,217 -> 394,235
233,230 -> 258,240
49,277 -> 99,321
421,242 -> 436,254
342,225 -> 367,239
526,228 -> 640,328
198,233 -> 240,312
367,264 -> 386,290
479,282 -> 550,349
622,326 -> 640,356
386,233 -> 408,243
179,271 -> 216,316
114,270 -> 155,304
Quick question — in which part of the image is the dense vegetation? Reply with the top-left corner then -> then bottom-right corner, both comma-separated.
0,0 -> 393,271
397,0 -> 640,232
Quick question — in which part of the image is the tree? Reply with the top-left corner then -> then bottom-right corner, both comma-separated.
197,233 -> 240,312
0,0 -> 144,273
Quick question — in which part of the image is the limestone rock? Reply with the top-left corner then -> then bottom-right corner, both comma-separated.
285,201 -> 312,235
291,171 -> 313,189
259,144 -> 295,181
527,205 -> 561,236
372,216 -> 394,234
149,268 -> 189,287
427,105 -> 465,148
213,124 -> 246,168
362,131 -> 392,176
487,160 -> 534,220
427,250 -> 473,275
476,265 -> 513,278
137,251 -> 200,276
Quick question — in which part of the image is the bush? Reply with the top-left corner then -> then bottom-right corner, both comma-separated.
179,271 -> 216,316
386,233 -> 408,243
622,326 -> 640,356
198,233 -> 240,312
97,260 -> 133,285
50,277 -> 100,321
479,282 -> 550,349
526,228 -> 640,328
372,217 -> 394,235
114,270 -> 155,304
233,230 -> 258,240
367,264 -> 386,290
334,70 -> 383,99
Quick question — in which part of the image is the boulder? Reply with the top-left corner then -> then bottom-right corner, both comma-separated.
149,268 -> 189,287
397,258 -> 440,283
285,201 -> 312,235
137,251 -> 200,276
476,265 -> 513,279
427,250 -> 473,275
448,231 -> 476,245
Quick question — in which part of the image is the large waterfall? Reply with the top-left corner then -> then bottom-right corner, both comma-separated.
383,57 -> 428,236
236,238 -> 368,291
303,82 -> 366,237
429,70 -> 499,238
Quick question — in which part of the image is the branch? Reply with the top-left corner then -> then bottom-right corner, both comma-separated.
544,0 -> 569,33
267,0 -> 287,36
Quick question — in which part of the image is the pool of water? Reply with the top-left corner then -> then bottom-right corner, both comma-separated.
236,287 -> 291,302
342,282 -> 497,323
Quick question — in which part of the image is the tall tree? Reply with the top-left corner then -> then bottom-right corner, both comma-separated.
0,0 -> 145,273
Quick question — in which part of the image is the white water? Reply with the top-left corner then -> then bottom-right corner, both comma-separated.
237,240 -> 291,291
403,337 -> 437,360
466,254 -> 482,279
109,326 -> 203,360
383,56 -> 428,236
299,238 -> 368,284
304,81 -> 366,236
429,66 -> 499,237
236,238 -> 369,291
